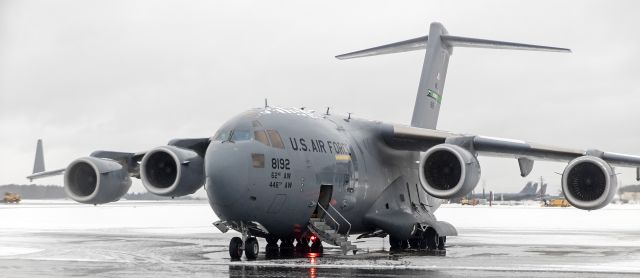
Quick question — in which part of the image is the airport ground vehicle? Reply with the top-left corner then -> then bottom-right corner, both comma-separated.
461,199 -> 480,206
543,199 -> 571,207
3,192 -> 21,203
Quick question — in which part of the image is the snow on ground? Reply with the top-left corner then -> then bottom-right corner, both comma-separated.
1,200 -> 640,276
0,200 -> 217,234
2,200 -> 638,234
437,203 -> 640,232
0,247 -> 43,256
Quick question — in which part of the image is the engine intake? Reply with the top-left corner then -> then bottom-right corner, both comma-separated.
419,144 -> 481,199
64,157 -> 131,204
140,146 -> 205,197
562,156 -> 617,210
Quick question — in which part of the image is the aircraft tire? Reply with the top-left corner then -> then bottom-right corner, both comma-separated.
409,238 -> 421,249
438,236 -> 446,250
389,236 -> 402,250
280,238 -> 295,249
310,239 -> 323,253
401,240 -> 409,249
266,236 -> 279,250
419,239 -> 427,250
245,237 -> 259,260
424,228 -> 438,250
296,237 -> 310,252
229,237 -> 243,260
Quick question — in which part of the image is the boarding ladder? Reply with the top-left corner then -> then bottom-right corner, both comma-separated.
307,203 -> 357,255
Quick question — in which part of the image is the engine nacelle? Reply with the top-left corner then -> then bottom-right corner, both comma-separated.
561,156 -> 617,210
419,144 -> 481,199
64,157 -> 131,204
140,146 -> 205,197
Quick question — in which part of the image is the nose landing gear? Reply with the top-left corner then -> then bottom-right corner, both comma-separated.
245,237 -> 259,259
229,237 -> 244,260
229,236 -> 260,260
228,224 -> 260,260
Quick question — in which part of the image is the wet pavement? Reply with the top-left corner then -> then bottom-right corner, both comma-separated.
1,201 -> 639,277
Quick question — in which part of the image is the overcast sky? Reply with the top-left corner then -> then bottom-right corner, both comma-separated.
1,0 -> 639,195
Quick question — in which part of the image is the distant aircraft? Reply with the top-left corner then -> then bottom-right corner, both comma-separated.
467,181 -> 544,201
28,22 -> 640,260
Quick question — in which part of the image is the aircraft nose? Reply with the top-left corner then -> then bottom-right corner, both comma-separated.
205,142 -> 250,211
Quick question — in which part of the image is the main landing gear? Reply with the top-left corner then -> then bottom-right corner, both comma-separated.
389,228 -> 446,253
230,234 -> 325,260
229,236 -> 260,260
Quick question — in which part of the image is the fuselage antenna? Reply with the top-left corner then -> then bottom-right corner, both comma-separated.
264,98 -> 269,108
326,107 -> 330,115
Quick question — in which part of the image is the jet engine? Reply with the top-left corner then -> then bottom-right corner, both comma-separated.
64,157 -> 131,204
419,144 -> 481,199
140,146 -> 205,197
561,156 -> 617,210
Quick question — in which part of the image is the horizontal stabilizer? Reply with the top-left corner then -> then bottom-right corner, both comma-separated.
336,35 -> 569,60
442,35 -> 570,52
336,36 -> 428,59
27,168 -> 65,182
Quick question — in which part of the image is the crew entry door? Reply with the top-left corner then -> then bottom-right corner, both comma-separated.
313,184 -> 333,218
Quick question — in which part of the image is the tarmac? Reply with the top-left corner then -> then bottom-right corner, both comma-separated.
1,200 -> 639,277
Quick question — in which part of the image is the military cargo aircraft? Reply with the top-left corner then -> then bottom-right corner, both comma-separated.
466,181 -> 544,202
28,22 -> 640,259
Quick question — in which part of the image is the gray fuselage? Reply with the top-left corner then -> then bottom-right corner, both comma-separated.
205,107 -> 441,238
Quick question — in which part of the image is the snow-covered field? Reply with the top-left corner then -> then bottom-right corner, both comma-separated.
0,200 -> 216,234
1,200 -> 639,277
2,200 -> 638,234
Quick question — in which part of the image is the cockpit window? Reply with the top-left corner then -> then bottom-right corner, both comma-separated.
254,130 -> 270,146
214,130 -> 231,141
231,130 -> 252,141
267,130 -> 284,149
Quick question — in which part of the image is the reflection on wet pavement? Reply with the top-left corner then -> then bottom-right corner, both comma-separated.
2,202 -> 640,277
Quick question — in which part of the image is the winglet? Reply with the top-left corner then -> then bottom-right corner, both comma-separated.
33,139 -> 45,174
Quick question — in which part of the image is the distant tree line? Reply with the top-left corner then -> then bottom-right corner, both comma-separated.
0,184 -> 201,200
1,184 -> 66,199
620,184 -> 640,193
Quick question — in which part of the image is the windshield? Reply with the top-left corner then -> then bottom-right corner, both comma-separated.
231,130 -> 251,141
213,126 -> 254,142
214,130 -> 231,141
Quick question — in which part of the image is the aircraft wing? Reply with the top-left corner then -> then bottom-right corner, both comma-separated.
26,137 -> 209,181
382,124 -> 640,168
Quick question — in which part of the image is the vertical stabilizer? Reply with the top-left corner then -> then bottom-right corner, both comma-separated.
411,22 -> 450,129
336,22 -> 569,129
538,183 -> 548,196
519,181 -> 532,194
33,139 -> 45,174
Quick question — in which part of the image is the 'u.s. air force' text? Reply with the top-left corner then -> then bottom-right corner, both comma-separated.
288,137 -> 349,155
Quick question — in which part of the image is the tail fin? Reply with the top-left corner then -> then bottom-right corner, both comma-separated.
519,182 -> 532,193
530,183 -> 539,194
538,183 -> 548,196
27,139 -> 65,182
336,22 -> 570,129
33,139 -> 45,174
